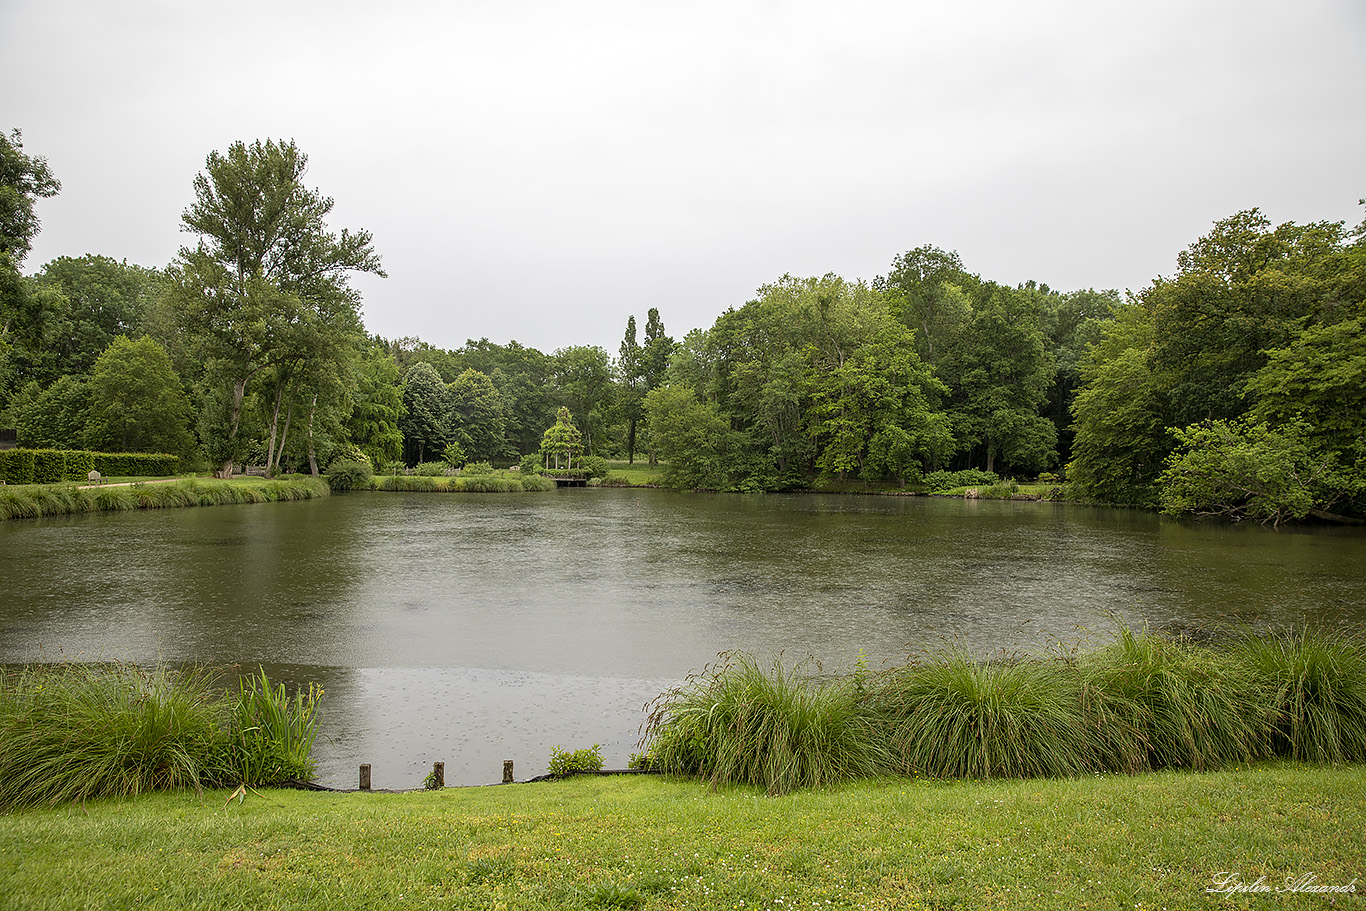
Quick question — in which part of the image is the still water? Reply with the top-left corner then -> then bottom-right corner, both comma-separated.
2,489 -> 1363,787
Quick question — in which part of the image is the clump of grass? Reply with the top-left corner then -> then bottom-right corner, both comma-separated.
1230,627 -> 1366,763
1080,627 -> 1262,771
875,652 -> 1090,779
644,653 -> 891,795
0,663 -> 227,809
0,662 -> 323,810
642,626 -> 1366,793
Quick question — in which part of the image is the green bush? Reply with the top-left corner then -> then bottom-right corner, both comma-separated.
518,453 -> 542,475
582,455 -> 609,480
412,461 -> 450,476
325,458 -> 374,492
0,448 -> 36,484
461,461 -> 495,476
547,744 -> 604,777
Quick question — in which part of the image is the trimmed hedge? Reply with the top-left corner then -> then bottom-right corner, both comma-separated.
0,449 -> 179,485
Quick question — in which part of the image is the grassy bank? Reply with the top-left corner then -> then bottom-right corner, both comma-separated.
0,476 -> 329,520
2,767 -> 1362,910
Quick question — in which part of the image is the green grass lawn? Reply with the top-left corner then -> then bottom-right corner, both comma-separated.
2,765 -> 1361,910
606,460 -> 667,486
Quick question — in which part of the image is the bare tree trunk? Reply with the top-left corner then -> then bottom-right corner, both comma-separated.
306,393 -> 320,477
265,384 -> 285,475
218,376 -> 249,478
272,401 -> 293,475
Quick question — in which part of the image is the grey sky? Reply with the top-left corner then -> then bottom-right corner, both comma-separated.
5,0 -> 1363,353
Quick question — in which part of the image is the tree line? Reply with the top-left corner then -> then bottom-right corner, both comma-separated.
2,129 -> 1362,522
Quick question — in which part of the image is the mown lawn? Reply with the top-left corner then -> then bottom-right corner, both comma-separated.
2,764 -> 1362,910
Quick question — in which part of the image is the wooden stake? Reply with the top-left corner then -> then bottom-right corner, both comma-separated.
502,760 -> 514,784
359,763 -> 371,791
432,761 -> 444,789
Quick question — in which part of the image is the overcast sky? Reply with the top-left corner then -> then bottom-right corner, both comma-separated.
4,0 -> 1364,353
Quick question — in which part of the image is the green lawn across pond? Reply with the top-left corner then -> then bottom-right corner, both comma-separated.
2,764 -> 1362,910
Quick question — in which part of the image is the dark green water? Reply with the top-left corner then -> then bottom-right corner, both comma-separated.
2,488 -> 1363,787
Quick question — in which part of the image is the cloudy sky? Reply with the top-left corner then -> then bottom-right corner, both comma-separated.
4,0 -> 1363,353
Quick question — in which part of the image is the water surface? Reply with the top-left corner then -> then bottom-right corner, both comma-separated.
2,489 -> 1362,787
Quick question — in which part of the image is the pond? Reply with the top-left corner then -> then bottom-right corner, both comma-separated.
2,488 -> 1363,787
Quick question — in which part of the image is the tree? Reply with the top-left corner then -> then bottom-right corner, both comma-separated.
170,138 -> 382,476
446,368 -> 508,463
550,345 -> 613,454
345,344 -> 405,469
10,375 -> 89,449
85,335 -> 194,456
0,129 -> 60,266
538,406 -> 583,471
1158,419 -> 1359,526
644,385 -> 739,490
31,255 -> 163,379
936,283 -> 1057,474
1066,306 -> 1171,506
1,129 -> 61,413
399,361 -> 448,465
876,245 -> 977,365
617,315 -> 645,463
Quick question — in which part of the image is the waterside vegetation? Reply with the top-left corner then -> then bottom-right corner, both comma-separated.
642,627 -> 1366,795
0,662 -> 320,811
0,476 -> 328,521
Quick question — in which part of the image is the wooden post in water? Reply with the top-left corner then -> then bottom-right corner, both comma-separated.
502,760 -> 514,784
359,763 -> 372,791
432,761 -> 444,789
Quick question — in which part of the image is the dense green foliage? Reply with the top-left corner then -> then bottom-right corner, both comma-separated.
643,627 -> 1366,794
1069,207 -> 1366,519
2,128 -> 1359,520
0,662 -> 321,810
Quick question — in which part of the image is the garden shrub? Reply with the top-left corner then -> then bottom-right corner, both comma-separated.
326,459 -> 374,492
581,455 -> 609,480
0,449 -> 36,484
412,461 -> 451,476
461,461 -> 495,476
547,744 -> 604,777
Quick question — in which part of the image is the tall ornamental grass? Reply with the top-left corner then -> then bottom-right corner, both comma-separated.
1231,628 -> 1366,763
1079,628 -> 1262,771
644,653 -> 892,795
640,626 -> 1366,792
0,663 -> 322,811
0,663 -> 226,809
875,653 -> 1091,779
